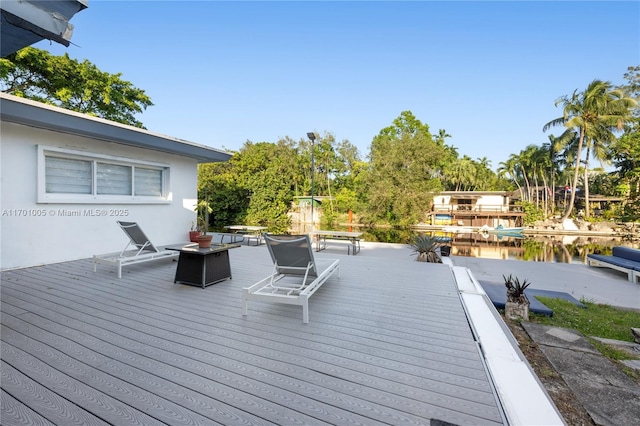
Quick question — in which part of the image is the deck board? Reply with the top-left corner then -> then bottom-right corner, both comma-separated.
0,389 -> 56,426
2,244 -> 505,425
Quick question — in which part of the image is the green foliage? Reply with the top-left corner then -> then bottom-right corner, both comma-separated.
517,201 -> 545,224
198,162 -> 250,229
589,172 -> 620,197
244,168 -> 293,232
197,135 -> 364,233
610,132 -> 640,221
1,47 -> 153,128
442,155 -> 507,191
543,79 -> 637,220
362,111 -> 446,226
320,211 -> 339,229
332,187 -> 358,214
202,141 -> 300,233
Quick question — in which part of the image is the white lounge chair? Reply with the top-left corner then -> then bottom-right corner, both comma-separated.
242,234 -> 340,323
93,221 -> 179,278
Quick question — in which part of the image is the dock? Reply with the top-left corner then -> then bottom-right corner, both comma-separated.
1,242 -> 563,425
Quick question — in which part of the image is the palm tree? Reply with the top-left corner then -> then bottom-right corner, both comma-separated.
544,131 -> 576,215
530,144 -> 552,215
498,155 -> 523,198
474,157 -> 495,191
453,156 -> 476,191
543,80 -> 637,221
521,145 -> 542,206
582,126 -> 615,217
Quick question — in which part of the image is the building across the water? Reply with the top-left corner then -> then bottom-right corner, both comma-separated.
431,191 -> 525,228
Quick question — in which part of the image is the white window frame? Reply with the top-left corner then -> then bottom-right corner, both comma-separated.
37,145 -> 171,204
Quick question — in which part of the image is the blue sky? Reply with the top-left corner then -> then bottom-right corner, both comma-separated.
36,1 -> 639,171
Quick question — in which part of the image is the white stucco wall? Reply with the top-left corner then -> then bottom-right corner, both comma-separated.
475,194 -> 507,211
1,122 -> 199,270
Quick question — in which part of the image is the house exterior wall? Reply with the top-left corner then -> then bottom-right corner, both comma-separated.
475,194 -> 507,211
432,194 -> 509,212
1,122 -> 199,270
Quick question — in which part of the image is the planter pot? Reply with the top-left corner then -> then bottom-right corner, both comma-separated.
189,231 -> 201,243
196,235 -> 213,248
416,251 -> 443,263
440,246 -> 451,257
505,299 -> 530,321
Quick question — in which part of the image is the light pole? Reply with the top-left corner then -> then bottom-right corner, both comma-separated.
306,132 -> 316,232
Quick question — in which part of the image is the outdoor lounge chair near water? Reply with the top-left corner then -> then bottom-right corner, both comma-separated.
93,221 -> 178,278
242,234 -> 340,323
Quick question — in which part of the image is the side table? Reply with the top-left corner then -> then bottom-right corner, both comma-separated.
166,243 -> 240,288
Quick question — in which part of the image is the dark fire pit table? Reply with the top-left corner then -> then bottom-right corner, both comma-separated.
166,243 -> 240,288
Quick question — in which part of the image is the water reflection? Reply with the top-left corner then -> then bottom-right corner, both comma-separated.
357,227 -> 639,264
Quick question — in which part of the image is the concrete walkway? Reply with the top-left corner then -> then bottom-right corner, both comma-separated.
522,323 -> 640,426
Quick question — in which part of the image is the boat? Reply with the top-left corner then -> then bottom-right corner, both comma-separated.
480,224 -> 524,236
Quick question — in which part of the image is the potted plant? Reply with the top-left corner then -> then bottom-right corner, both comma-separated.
504,274 -> 532,320
409,234 -> 443,263
189,221 -> 200,243
195,199 -> 213,248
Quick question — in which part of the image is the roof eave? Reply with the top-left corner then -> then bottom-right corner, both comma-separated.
0,93 -> 232,163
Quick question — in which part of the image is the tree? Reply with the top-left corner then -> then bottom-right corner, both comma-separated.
498,155 -> 524,199
529,145 -> 551,214
610,132 -> 640,220
582,126 -> 616,217
0,47 -> 153,128
543,80 -> 637,221
197,160 -> 250,228
234,141 -> 301,232
449,155 -> 476,191
620,66 -> 640,110
363,111 -> 446,226
543,131 -> 576,215
611,66 -> 640,220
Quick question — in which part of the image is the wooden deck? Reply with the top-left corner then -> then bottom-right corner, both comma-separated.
1,243 -> 506,425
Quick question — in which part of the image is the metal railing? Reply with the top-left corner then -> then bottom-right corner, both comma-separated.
433,205 -> 524,214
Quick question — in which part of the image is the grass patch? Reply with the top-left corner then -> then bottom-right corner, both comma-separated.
591,340 -> 636,361
530,296 -> 640,343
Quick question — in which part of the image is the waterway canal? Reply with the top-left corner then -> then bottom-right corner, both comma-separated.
360,227 -> 639,264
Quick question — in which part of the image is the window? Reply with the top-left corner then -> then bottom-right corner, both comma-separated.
38,146 -> 170,203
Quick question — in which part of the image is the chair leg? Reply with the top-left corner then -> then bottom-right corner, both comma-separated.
302,296 -> 309,323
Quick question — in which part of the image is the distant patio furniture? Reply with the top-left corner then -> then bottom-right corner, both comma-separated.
311,230 -> 362,255
224,225 -> 267,246
209,232 -> 245,244
92,221 -> 179,278
242,234 -> 340,323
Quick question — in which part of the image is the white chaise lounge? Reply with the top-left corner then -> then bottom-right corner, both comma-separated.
587,246 -> 640,283
242,234 -> 340,323
93,221 -> 179,278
